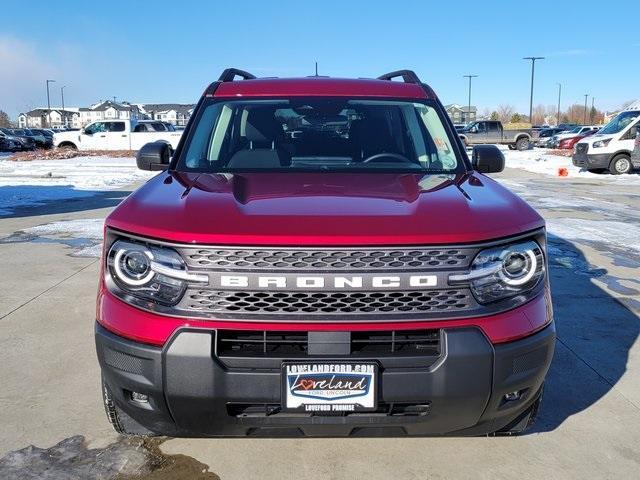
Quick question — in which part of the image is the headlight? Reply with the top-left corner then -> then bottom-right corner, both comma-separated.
592,139 -> 611,148
450,240 -> 545,304
107,239 -> 206,306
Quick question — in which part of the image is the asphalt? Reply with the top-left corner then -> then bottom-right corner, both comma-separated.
0,166 -> 638,479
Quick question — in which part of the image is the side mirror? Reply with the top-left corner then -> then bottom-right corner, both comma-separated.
472,145 -> 504,173
136,141 -> 173,171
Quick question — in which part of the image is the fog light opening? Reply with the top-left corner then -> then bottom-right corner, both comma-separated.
130,391 -> 149,404
503,390 -> 524,402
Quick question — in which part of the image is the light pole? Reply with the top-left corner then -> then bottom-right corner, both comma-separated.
46,79 -> 56,127
61,86 -> 67,127
523,57 -> 544,124
590,96 -> 595,123
584,94 -> 589,124
556,83 -> 562,126
463,75 -> 478,124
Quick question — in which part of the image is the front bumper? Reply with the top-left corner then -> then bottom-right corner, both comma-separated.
96,321 -> 555,437
572,152 -> 611,169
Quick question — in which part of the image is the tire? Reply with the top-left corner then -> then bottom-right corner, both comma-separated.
609,154 -> 632,175
58,142 -> 77,150
507,145 -> 516,151
515,137 -> 530,151
490,385 -> 543,436
102,378 -> 156,436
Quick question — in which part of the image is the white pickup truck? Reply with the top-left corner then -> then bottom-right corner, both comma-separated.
53,120 -> 182,151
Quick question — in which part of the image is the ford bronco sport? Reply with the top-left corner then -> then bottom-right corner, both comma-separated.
96,68 -> 555,437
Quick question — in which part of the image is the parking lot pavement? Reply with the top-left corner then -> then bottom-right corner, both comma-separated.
0,165 -> 639,479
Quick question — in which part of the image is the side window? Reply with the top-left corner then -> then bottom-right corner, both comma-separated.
476,122 -> 486,133
487,122 -> 499,133
108,122 -> 126,132
85,122 -> 106,134
133,124 -> 146,132
623,125 -> 638,140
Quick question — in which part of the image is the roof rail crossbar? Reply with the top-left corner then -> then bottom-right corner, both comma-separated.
377,70 -> 421,84
218,68 -> 257,82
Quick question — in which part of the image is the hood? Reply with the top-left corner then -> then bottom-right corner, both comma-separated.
580,133 -> 615,145
107,171 -> 544,246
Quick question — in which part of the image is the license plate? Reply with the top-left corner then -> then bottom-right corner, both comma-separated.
282,362 -> 377,413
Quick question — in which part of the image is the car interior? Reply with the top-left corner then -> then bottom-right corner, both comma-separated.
185,100 -> 458,172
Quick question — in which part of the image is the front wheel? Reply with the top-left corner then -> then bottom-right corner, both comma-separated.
609,154 -> 632,175
515,137 -> 530,151
507,145 -> 516,151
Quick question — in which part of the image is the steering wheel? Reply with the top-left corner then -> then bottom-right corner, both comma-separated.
362,152 -> 411,163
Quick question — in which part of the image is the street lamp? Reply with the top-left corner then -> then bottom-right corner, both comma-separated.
61,86 -> 67,127
556,83 -> 562,126
463,75 -> 478,124
46,79 -> 56,127
584,94 -> 589,124
523,57 -> 544,124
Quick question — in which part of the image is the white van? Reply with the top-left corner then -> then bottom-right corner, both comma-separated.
572,110 -> 640,174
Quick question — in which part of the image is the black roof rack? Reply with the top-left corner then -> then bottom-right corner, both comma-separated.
377,70 -> 421,84
218,68 -> 257,82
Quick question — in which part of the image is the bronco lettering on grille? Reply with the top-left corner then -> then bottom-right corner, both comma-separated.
218,275 -> 438,290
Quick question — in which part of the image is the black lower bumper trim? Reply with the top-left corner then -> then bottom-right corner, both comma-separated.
96,322 -> 555,437
572,152 -> 611,169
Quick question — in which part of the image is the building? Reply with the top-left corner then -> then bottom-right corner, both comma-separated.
18,108 -> 81,129
79,101 -> 142,126
18,100 -> 195,129
444,104 -> 477,124
139,104 -> 195,126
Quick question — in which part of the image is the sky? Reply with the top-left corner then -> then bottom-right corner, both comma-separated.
1,0 -> 638,119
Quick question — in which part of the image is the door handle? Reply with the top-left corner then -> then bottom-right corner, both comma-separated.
121,135 -> 127,137
99,135 -> 106,138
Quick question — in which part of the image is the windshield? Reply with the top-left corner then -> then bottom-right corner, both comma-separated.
599,111 -> 639,135
569,127 -> 581,133
179,98 -> 462,173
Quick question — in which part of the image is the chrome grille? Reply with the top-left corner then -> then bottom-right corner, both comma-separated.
180,289 -> 474,316
575,143 -> 588,154
180,247 -> 474,271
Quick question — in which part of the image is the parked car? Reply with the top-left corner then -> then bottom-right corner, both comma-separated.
548,126 -> 599,149
133,121 -> 177,133
573,110 -> 639,174
0,130 -> 25,151
53,120 -> 182,151
23,128 -> 53,149
557,123 -> 579,130
535,127 -> 569,147
558,129 -> 598,149
0,128 -> 36,150
96,68 -> 555,438
458,120 -> 538,150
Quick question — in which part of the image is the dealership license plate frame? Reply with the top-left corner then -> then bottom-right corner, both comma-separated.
281,361 -> 378,413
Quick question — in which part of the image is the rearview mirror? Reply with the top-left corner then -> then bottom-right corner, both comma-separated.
136,141 -> 173,171
472,145 -> 504,173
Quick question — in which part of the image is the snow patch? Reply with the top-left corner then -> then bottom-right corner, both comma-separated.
25,218 -> 104,240
502,149 -> 640,183
0,156 -> 156,215
547,218 -> 640,253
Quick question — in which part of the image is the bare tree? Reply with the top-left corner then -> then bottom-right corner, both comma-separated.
0,110 -> 11,128
497,104 -> 515,123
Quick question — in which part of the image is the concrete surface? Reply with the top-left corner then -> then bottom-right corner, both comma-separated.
0,167 -> 638,479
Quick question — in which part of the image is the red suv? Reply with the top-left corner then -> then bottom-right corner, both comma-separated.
96,69 -> 555,437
